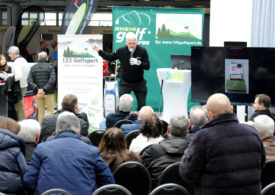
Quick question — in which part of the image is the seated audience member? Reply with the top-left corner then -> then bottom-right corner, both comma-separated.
254,115 -> 275,160
99,127 -> 141,172
187,105 -> 208,140
179,93 -> 266,195
104,94 -> 138,129
24,112 -> 115,195
249,94 -> 275,122
142,115 -> 190,187
121,105 -> 154,135
18,119 -> 41,163
0,116 -> 27,194
40,94 -> 88,142
129,114 -> 163,154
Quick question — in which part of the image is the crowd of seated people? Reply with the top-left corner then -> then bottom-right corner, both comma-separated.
1,91 -> 275,195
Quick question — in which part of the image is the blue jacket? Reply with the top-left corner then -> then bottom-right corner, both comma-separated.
179,113 -> 266,195
106,110 -> 137,129
0,128 -> 27,194
24,131 -> 115,195
121,120 -> 142,135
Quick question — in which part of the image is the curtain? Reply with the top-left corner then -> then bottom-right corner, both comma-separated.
251,0 -> 275,47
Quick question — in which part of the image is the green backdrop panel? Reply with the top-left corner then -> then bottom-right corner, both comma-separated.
112,7 -> 204,111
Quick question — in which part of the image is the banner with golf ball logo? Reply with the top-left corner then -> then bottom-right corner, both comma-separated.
61,0 -> 97,34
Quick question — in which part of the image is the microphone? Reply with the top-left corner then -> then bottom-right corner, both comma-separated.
129,48 -> 134,58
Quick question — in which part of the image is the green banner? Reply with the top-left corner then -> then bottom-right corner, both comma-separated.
112,6 -> 204,111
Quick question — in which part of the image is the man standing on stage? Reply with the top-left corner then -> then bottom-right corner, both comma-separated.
93,32 -> 150,111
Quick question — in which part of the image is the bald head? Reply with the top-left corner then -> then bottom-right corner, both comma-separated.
207,93 -> 232,119
138,106 -> 154,120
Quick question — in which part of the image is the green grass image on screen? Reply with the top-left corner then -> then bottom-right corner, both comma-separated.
65,2 -> 87,34
157,24 -> 199,40
63,47 -> 95,58
226,80 -> 246,92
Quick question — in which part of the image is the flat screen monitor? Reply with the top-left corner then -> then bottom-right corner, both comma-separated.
171,55 -> 191,70
191,46 -> 275,105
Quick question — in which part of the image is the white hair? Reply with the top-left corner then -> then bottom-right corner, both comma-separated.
18,119 -> 41,143
139,106 -> 154,120
119,94 -> 133,112
254,115 -> 275,138
56,111 -> 80,134
169,115 -> 190,137
8,46 -> 20,54
126,32 -> 137,41
38,51 -> 48,61
190,105 -> 208,127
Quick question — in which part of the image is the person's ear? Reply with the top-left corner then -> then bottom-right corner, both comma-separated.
35,134 -> 40,144
208,111 -> 215,120
186,129 -> 189,136
231,105 -> 234,113
259,103 -> 265,110
74,104 -> 79,112
167,126 -> 171,137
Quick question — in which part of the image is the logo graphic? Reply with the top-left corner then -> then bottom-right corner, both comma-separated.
115,10 -> 151,26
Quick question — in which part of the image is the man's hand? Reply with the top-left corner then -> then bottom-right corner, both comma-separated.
129,57 -> 141,66
92,43 -> 100,52
37,89 -> 45,96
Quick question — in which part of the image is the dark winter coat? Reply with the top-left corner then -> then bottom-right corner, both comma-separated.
106,110 -> 137,129
0,128 -> 27,194
40,109 -> 89,142
27,60 -> 56,94
179,113 -> 266,195
142,136 -> 189,187
249,109 -> 275,122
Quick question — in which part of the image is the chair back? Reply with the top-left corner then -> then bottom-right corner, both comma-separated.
261,160 -> 275,189
114,119 -> 133,128
92,184 -> 132,195
88,129 -> 105,146
158,162 -> 192,193
41,188 -> 71,195
125,130 -> 139,149
149,183 -> 190,195
262,182 -> 275,195
113,161 -> 151,195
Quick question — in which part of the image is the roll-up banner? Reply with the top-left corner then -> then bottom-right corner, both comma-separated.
58,34 -> 103,130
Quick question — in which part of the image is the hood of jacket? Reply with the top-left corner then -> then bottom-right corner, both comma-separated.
0,128 -> 25,154
159,136 -> 189,155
